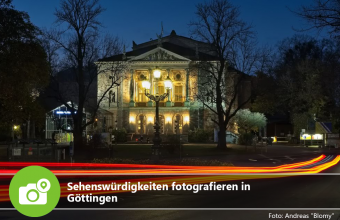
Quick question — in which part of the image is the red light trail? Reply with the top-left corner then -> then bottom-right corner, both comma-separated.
0,155 -> 338,202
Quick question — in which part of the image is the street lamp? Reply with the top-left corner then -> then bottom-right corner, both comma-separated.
153,67 -> 161,78
164,75 -> 172,107
142,68 -> 172,160
12,125 -> 19,142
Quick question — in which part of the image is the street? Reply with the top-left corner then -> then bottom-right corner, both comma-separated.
0,150 -> 340,219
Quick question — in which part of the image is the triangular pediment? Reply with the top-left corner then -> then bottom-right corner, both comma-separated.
131,47 -> 190,62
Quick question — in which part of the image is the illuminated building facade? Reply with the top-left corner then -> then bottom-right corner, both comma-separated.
96,30 -> 250,136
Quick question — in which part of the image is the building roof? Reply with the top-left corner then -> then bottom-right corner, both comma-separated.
98,30 -> 251,79
99,31 -> 219,62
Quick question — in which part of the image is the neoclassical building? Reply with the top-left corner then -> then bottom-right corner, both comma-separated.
96,30 -> 250,136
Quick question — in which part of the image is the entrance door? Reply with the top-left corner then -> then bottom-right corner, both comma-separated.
173,114 -> 183,134
154,115 -> 165,134
137,114 -> 146,134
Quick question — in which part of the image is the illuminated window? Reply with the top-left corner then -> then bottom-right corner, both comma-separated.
158,85 -> 165,102
137,83 -> 147,102
173,114 -> 183,134
174,86 -> 183,102
158,85 -> 164,94
154,115 -> 165,134
138,115 -> 145,134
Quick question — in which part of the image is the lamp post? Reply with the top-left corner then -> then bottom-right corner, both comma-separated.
164,75 -> 172,107
142,68 -> 172,160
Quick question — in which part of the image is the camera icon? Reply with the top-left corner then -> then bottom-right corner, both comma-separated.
19,179 -> 51,205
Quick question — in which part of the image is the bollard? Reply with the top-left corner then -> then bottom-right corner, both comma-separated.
28,147 -> 33,156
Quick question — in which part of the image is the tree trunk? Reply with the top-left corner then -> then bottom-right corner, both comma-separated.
73,127 -> 83,156
27,119 -> 30,139
32,121 -> 35,139
217,125 -> 227,149
72,109 -> 85,160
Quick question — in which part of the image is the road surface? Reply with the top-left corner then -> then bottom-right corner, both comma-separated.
1,154 -> 340,219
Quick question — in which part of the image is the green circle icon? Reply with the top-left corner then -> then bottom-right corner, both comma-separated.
9,166 -> 60,217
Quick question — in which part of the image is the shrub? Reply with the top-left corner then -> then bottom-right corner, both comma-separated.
88,133 -> 104,148
238,133 -> 253,145
112,128 -> 127,142
188,128 -> 212,143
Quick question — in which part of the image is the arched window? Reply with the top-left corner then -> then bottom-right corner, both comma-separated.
154,115 -> 165,134
137,114 -> 146,134
173,114 -> 183,134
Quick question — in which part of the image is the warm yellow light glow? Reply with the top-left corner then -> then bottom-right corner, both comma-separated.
153,68 -> 161,78
300,133 -> 323,140
13,125 -> 18,130
142,80 -> 150,89
271,136 -> 277,142
148,117 -> 153,123
184,116 -> 190,123
166,117 -> 171,123
300,134 -> 311,140
164,76 -> 172,89
129,116 -> 135,123
312,134 -> 323,140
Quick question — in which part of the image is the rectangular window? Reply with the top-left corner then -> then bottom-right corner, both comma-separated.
158,86 -> 164,94
158,86 -> 165,102
174,86 -> 183,102
138,87 -> 146,102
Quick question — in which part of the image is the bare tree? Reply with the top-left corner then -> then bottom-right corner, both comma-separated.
43,0 -> 127,149
189,0 -> 265,149
294,0 -> 340,37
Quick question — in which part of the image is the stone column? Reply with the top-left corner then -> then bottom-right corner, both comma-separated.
184,69 -> 190,107
129,69 -> 135,107
147,69 -> 153,107
166,69 -> 172,107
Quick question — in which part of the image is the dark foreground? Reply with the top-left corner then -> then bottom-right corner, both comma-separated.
1,152 -> 340,219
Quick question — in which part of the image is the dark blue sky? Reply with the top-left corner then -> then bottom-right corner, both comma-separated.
13,0 -> 327,50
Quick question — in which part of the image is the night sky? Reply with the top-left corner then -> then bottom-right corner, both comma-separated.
13,0 -> 328,51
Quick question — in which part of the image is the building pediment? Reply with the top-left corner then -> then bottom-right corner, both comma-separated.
131,47 -> 190,62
